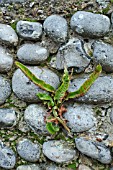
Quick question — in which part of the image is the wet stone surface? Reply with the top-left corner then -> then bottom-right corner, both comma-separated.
24,104 -> 48,134
0,108 -> 16,128
75,137 -> 112,164
64,103 -> 95,132
16,21 -> 42,40
0,76 -> 11,105
43,14 -> 68,43
0,140 -> 16,169
0,24 -> 18,45
12,67 -> 60,102
16,164 -> 41,170
56,38 -> 90,72
93,41 -> 113,73
0,46 -> 13,73
17,43 -> 49,64
43,140 -> 76,163
17,138 -> 41,162
68,75 -> 113,104
70,11 -> 110,38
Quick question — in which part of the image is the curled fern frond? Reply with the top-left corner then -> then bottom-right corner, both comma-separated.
46,122 -> 60,134
66,64 -> 102,99
15,61 -> 55,93
54,67 -> 70,103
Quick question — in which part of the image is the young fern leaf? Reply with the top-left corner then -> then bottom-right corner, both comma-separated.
37,93 -> 54,107
46,122 -> 60,134
66,64 -> 102,99
54,67 -> 70,103
15,61 -> 55,93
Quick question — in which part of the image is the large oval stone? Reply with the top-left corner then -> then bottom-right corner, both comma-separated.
70,11 -> 110,38
43,140 -> 76,163
12,66 -> 60,102
68,75 -> 113,104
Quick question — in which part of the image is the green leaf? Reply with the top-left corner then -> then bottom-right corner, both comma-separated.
46,122 -> 60,134
67,163 -> 77,169
54,67 -> 70,103
37,93 -> 54,107
15,61 -> 55,93
67,64 -> 102,99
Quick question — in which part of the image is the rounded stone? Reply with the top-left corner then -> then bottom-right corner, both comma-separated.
17,138 -> 41,162
0,108 -> 16,128
109,108 -> 113,124
78,164 -> 91,170
68,75 -> 113,104
12,66 -> 60,102
0,76 -> 11,105
75,137 -> 112,164
17,44 -> 49,64
0,24 -> 18,45
16,164 -> 41,170
43,140 -> 76,163
0,46 -> 13,73
43,14 -> 68,43
56,38 -> 90,71
24,104 -> 47,134
16,21 -> 42,40
0,141 -> 16,169
93,41 -> 113,73
70,11 -> 110,38
46,165 -> 69,170
64,103 -> 95,132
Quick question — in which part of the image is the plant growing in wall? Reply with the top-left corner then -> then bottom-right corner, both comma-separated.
15,61 -> 102,134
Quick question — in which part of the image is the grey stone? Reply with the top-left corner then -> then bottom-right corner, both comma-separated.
17,138 -> 41,162
16,164 -> 41,170
0,108 -> 16,128
75,137 -> 112,164
70,11 -> 110,38
96,0 -> 110,8
110,108 -> 113,124
16,21 -> 42,40
0,46 -> 13,73
93,41 -> 113,73
43,140 -> 76,163
0,76 -> 11,105
0,24 -> 18,45
12,66 -> 60,102
0,0 -> 26,3
68,75 -> 113,104
56,38 -> 90,71
24,104 -> 48,134
46,165 -> 69,170
78,164 -> 91,170
64,103 -> 95,132
17,44 -> 49,64
0,140 -> 16,169
43,14 -> 68,43
111,12 -> 113,28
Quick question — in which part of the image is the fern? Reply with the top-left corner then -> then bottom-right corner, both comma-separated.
15,61 -> 102,134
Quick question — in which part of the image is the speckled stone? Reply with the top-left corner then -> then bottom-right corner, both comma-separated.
46,165 -> 69,170
68,75 -> 113,104
43,140 -> 76,163
12,66 -> 60,102
64,103 -> 95,132
56,38 -> 90,72
78,164 -> 91,170
0,108 -> 16,128
93,41 -> 113,73
24,104 -> 48,134
0,140 -> 16,169
0,76 -> 11,105
17,138 -> 41,162
0,46 -> 13,73
17,44 -> 49,64
0,24 -> 18,45
16,21 -> 42,40
16,164 -> 41,170
70,11 -> 110,38
43,14 -> 68,43
75,137 -> 112,164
